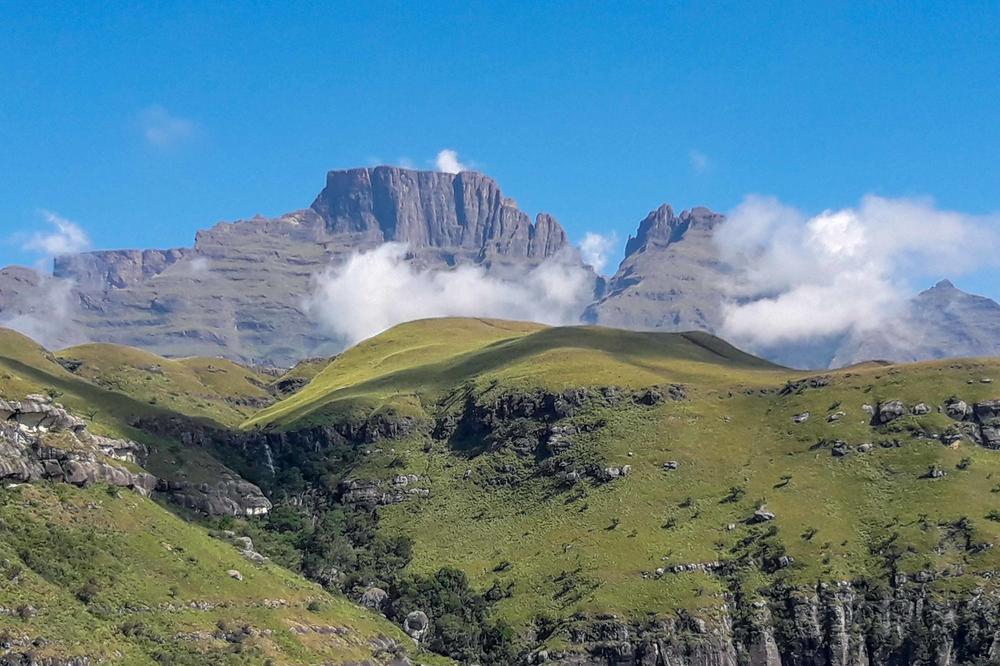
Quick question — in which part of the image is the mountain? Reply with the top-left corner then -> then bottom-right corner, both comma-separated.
4,165 -> 1000,369
831,279 -> 1000,366
2,167 -> 583,366
584,204 -> 728,334
589,204 -> 1000,369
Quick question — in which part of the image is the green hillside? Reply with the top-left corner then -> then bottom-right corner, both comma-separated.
0,483 -> 444,665
233,318 -> 1000,663
5,319 -> 1000,664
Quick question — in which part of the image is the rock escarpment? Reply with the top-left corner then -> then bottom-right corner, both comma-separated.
0,395 -> 156,494
585,204 -> 729,335
539,577 -> 1000,665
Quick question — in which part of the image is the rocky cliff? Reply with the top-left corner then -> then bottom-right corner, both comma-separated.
0,394 -> 157,494
585,204 -> 729,335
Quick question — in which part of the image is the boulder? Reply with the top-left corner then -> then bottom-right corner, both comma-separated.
403,610 -> 429,641
359,587 -> 388,612
911,403 -> 931,415
877,401 -> 906,424
946,399 -> 970,420
750,506 -> 776,523
827,411 -> 846,422
227,569 -> 243,581
792,412 -> 810,424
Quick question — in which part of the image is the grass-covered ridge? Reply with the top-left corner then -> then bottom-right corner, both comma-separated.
234,318 -> 1000,658
245,317 -> 781,430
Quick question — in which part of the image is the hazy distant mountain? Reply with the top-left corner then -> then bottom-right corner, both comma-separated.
830,279 -> 1000,366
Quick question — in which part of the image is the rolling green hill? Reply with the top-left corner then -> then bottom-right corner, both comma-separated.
232,318 -> 1000,664
4,319 -> 1000,664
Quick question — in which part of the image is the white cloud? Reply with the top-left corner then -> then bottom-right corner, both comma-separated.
689,149 -> 709,174
23,210 -> 90,260
304,243 -> 592,345
579,232 -> 618,274
715,194 -> 1000,348
435,149 -> 468,174
138,105 -> 198,148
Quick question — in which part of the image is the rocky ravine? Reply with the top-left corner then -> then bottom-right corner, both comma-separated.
135,381 -> 1000,665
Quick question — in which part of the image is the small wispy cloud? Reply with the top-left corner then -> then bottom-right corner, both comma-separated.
689,149 -> 709,174
23,210 -> 90,260
579,231 -> 619,274
435,149 -> 468,174
137,104 -> 198,148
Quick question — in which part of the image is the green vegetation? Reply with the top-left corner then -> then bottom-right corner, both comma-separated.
238,318 -> 1000,654
0,483 -> 441,664
5,318 -> 1000,662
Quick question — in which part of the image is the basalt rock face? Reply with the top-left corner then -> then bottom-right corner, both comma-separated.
585,205 -> 729,336
26,166 -> 579,366
541,579 -> 1000,665
0,395 -> 157,494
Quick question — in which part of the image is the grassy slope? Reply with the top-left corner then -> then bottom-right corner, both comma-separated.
252,318 -> 1000,632
0,327 -> 448,664
59,342 -> 274,427
0,483 -> 446,665
245,318 -> 778,430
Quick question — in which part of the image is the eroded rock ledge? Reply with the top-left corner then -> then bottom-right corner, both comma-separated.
0,395 -> 156,494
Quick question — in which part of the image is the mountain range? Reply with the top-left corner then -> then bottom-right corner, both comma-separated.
2,165 -> 998,369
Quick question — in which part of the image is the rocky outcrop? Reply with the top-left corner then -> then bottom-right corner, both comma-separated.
157,473 -> 271,517
310,167 -> 570,264
540,578 -> 1000,665
53,248 -> 191,291
0,395 -> 156,494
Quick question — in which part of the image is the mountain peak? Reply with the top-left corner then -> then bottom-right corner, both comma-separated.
623,204 -> 724,257
308,166 -> 569,260
932,279 -> 956,290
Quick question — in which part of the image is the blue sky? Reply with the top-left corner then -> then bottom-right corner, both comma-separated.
1,2 -> 998,298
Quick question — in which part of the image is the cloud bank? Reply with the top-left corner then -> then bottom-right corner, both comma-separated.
716,194 -> 1000,348
304,243 -> 593,345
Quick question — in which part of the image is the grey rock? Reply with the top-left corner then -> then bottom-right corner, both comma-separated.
911,402 -> 931,415
946,398 -> 970,420
877,400 -> 906,424
792,412 -> 810,424
750,506 -> 776,523
403,610 -> 429,641
359,586 -> 389,612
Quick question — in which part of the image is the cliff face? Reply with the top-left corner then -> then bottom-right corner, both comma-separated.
31,166 -> 580,365
310,167 -> 568,261
585,204 -> 729,335
541,579 -> 1000,665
